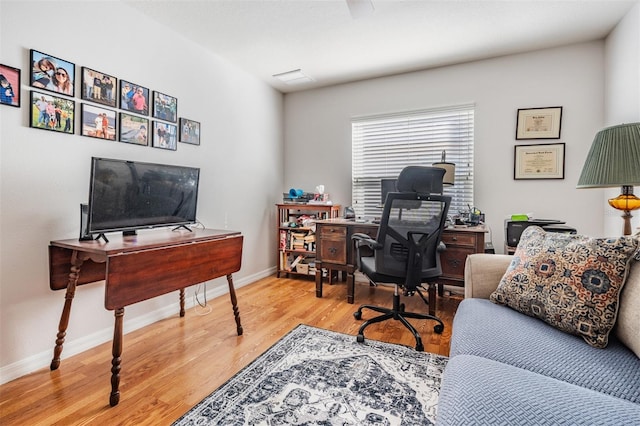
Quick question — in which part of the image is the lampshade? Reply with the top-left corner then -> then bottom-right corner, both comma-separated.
433,150 -> 456,186
577,122 -> 640,235
577,123 -> 640,188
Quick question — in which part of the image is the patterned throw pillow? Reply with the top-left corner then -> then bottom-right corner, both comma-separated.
490,226 -> 639,348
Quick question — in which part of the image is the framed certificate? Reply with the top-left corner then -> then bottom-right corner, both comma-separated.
516,106 -> 562,139
514,143 -> 565,180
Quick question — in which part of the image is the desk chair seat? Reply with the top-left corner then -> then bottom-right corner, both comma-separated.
352,166 -> 451,352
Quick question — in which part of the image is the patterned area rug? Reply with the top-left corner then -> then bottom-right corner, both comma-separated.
173,324 -> 448,425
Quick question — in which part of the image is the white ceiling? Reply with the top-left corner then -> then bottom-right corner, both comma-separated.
125,0 -> 637,93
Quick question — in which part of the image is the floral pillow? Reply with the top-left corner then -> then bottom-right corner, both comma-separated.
490,226 -> 639,348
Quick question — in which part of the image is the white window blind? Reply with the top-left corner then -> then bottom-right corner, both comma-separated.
352,104 -> 474,218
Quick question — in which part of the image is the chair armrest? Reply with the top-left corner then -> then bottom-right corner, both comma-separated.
464,254 -> 512,299
352,233 -> 382,250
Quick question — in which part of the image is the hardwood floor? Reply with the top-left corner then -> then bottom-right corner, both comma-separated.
0,274 -> 461,425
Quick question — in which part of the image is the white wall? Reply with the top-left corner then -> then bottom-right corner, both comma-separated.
0,1 -> 283,382
284,41 -> 608,250
603,1 -> 640,236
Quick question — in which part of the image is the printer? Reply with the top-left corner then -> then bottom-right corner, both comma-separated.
505,219 -> 577,252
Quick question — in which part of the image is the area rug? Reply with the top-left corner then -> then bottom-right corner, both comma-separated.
172,324 -> 448,425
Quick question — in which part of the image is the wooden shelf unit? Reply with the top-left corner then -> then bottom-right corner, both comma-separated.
276,203 -> 340,278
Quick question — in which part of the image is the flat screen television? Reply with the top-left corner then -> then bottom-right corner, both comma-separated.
87,157 -> 200,240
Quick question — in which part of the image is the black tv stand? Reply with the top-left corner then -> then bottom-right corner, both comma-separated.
172,224 -> 193,232
122,230 -> 137,237
94,233 -> 109,243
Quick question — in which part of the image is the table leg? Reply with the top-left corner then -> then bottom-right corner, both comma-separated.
110,307 -> 124,407
50,250 -> 84,370
347,268 -> 355,304
315,261 -> 323,298
226,274 -> 243,336
179,288 -> 185,317
428,283 -> 436,317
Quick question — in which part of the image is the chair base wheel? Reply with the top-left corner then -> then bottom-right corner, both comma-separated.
415,343 -> 424,352
353,311 -> 362,320
356,334 -> 365,343
434,324 -> 444,334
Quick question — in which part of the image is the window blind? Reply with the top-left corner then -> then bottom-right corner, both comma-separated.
352,104 -> 474,218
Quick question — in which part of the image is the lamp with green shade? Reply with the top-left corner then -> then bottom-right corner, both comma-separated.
577,122 -> 640,235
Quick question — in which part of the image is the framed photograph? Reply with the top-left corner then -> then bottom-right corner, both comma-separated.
120,80 -> 149,116
30,49 -> 75,97
516,106 -> 562,140
152,121 -> 177,150
119,112 -> 149,146
152,91 -> 177,123
179,118 -> 200,145
0,64 -> 20,107
81,67 -> 117,108
514,143 -> 565,180
81,104 -> 116,140
30,91 -> 75,134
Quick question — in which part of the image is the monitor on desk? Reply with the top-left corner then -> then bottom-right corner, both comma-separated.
380,178 -> 398,206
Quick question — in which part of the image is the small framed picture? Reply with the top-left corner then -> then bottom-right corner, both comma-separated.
516,106 -> 563,140
152,121 -> 177,150
514,143 -> 565,180
30,91 -> 75,134
30,49 -> 75,97
120,80 -> 149,116
81,67 -> 117,108
0,64 -> 20,107
179,118 -> 200,145
152,91 -> 177,123
119,112 -> 149,146
81,104 -> 116,140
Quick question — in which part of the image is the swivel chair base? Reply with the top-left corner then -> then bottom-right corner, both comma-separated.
353,283 -> 444,352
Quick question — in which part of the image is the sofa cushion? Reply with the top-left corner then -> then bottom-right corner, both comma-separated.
617,257 -> 640,358
450,299 -> 640,403
437,354 -> 640,426
490,226 -> 638,348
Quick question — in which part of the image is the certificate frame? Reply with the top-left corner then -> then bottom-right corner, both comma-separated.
516,106 -> 562,139
514,143 -> 565,180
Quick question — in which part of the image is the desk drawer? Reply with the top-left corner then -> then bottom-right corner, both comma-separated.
442,232 -> 477,247
441,245 -> 474,280
319,239 -> 347,264
319,226 -> 347,239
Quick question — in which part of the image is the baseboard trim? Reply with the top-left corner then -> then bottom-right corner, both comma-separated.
0,267 -> 276,385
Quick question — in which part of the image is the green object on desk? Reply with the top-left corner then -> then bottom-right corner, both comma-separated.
511,214 -> 529,221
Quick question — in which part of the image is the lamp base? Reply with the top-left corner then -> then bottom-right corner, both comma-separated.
608,186 -> 640,236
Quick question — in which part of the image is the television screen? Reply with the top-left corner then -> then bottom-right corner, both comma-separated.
88,157 -> 200,236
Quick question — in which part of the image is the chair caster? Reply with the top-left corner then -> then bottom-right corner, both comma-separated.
354,311 -> 362,320
415,342 -> 424,352
434,324 -> 444,334
356,334 -> 365,343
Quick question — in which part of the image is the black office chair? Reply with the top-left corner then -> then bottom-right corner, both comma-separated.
352,166 -> 451,351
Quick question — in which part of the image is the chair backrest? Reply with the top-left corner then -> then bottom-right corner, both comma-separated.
374,167 -> 451,287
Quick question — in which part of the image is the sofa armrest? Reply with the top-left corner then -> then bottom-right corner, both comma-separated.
463,254 -> 512,299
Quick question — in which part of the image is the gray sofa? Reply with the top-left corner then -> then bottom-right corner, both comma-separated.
437,253 -> 640,425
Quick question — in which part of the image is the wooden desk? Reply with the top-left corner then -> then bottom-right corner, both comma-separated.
315,219 -> 486,304
48,229 -> 243,406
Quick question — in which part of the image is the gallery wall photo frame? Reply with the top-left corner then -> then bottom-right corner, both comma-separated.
0,64 -> 20,107
120,80 -> 150,116
30,49 -> 75,97
152,121 -> 177,151
514,142 -> 565,180
179,118 -> 200,145
119,112 -> 149,146
515,106 -> 562,140
81,103 -> 117,140
152,91 -> 178,123
81,67 -> 117,108
29,91 -> 75,134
